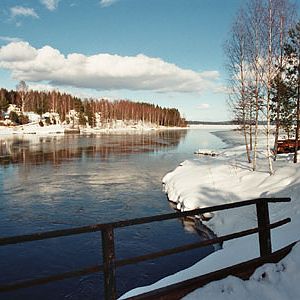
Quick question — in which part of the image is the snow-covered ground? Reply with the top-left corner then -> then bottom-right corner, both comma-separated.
120,127 -> 300,299
0,122 -> 187,136
0,123 -> 65,135
80,124 -> 187,134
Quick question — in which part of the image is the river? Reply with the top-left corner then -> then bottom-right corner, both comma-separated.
0,128 -> 225,300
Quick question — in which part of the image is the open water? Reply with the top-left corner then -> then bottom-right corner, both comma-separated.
0,128 -> 225,299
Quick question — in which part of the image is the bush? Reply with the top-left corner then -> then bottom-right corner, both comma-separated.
18,114 -> 29,125
78,113 -> 87,126
9,111 -> 19,124
45,117 -> 51,125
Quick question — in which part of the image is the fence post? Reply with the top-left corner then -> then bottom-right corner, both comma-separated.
256,199 -> 272,256
102,226 -> 116,300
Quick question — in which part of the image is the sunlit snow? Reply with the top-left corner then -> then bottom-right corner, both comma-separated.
121,126 -> 300,300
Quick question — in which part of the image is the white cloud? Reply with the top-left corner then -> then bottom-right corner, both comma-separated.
0,41 -> 220,94
40,0 -> 60,11
0,36 -> 23,43
100,0 -> 119,7
199,71 -> 219,80
0,41 -> 37,62
28,83 -> 55,92
198,103 -> 210,109
10,6 -> 39,19
213,85 -> 230,94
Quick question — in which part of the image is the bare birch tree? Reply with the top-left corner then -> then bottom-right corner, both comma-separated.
16,80 -> 28,113
246,0 -> 265,171
225,9 -> 252,163
226,0 -> 296,173
262,0 -> 296,172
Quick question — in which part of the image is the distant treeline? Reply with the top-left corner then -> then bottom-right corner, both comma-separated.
188,120 -> 268,125
0,87 -> 187,127
188,120 -> 236,125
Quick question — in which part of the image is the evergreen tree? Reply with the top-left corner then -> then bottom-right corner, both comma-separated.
285,22 -> 300,163
270,74 -> 295,158
0,96 -> 9,116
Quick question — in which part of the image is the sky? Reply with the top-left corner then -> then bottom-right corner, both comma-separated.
0,0 -> 291,121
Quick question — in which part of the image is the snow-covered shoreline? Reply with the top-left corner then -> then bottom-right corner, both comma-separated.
0,124 -> 188,136
0,124 -> 238,137
120,127 -> 300,299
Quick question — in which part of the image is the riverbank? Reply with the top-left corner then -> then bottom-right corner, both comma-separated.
0,123 -> 238,137
0,123 -> 188,136
120,128 -> 300,299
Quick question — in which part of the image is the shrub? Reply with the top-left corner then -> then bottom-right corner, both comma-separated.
9,111 -> 19,124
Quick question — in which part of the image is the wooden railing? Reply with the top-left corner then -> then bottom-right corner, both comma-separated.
0,197 -> 292,300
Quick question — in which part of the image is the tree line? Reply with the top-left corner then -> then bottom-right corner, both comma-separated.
0,85 -> 187,127
225,0 -> 300,173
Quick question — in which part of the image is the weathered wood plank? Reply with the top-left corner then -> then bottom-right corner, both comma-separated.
102,226 -> 117,300
256,200 -> 272,256
0,218 -> 290,294
0,198 -> 291,246
116,218 -> 290,268
0,197 -> 292,300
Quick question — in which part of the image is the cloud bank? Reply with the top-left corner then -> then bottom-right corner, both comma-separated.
0,41 -> 220,93
10,6 -> 39,19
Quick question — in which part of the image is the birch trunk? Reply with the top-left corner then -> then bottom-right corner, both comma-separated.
266,0 -> 274,174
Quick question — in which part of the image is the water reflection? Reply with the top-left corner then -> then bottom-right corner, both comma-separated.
0,129 -> 225,299
0,130 -> 187,167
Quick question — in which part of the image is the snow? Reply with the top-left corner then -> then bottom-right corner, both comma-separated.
0,123 -> 65,135
80,120 -> 165,134
194,149 -> 219,156
184,243 -> 300,300
0,126 -> 14,135
120,127 -> 300,300
0,119 -> 187,136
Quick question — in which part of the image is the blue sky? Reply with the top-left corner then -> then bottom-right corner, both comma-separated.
0,0 -> 267,121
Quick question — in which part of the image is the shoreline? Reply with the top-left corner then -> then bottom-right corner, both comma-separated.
0,124 -> 190,136
0,124 -> 240,137
120,127 -> 300,299
167,200 -> 222,251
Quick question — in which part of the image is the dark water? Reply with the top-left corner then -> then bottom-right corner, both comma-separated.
0,129 -> 225,300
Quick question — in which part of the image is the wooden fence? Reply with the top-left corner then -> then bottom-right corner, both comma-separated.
0,197 -> 293,300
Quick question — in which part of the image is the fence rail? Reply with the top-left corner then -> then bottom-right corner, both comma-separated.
0,197 -> 292,300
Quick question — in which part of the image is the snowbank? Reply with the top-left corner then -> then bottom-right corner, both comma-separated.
184,243 -> 300,300
0,124 -> 65,135
120,128 -> 300,299
0,122 -> 187,136
188,124 -> 237,131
